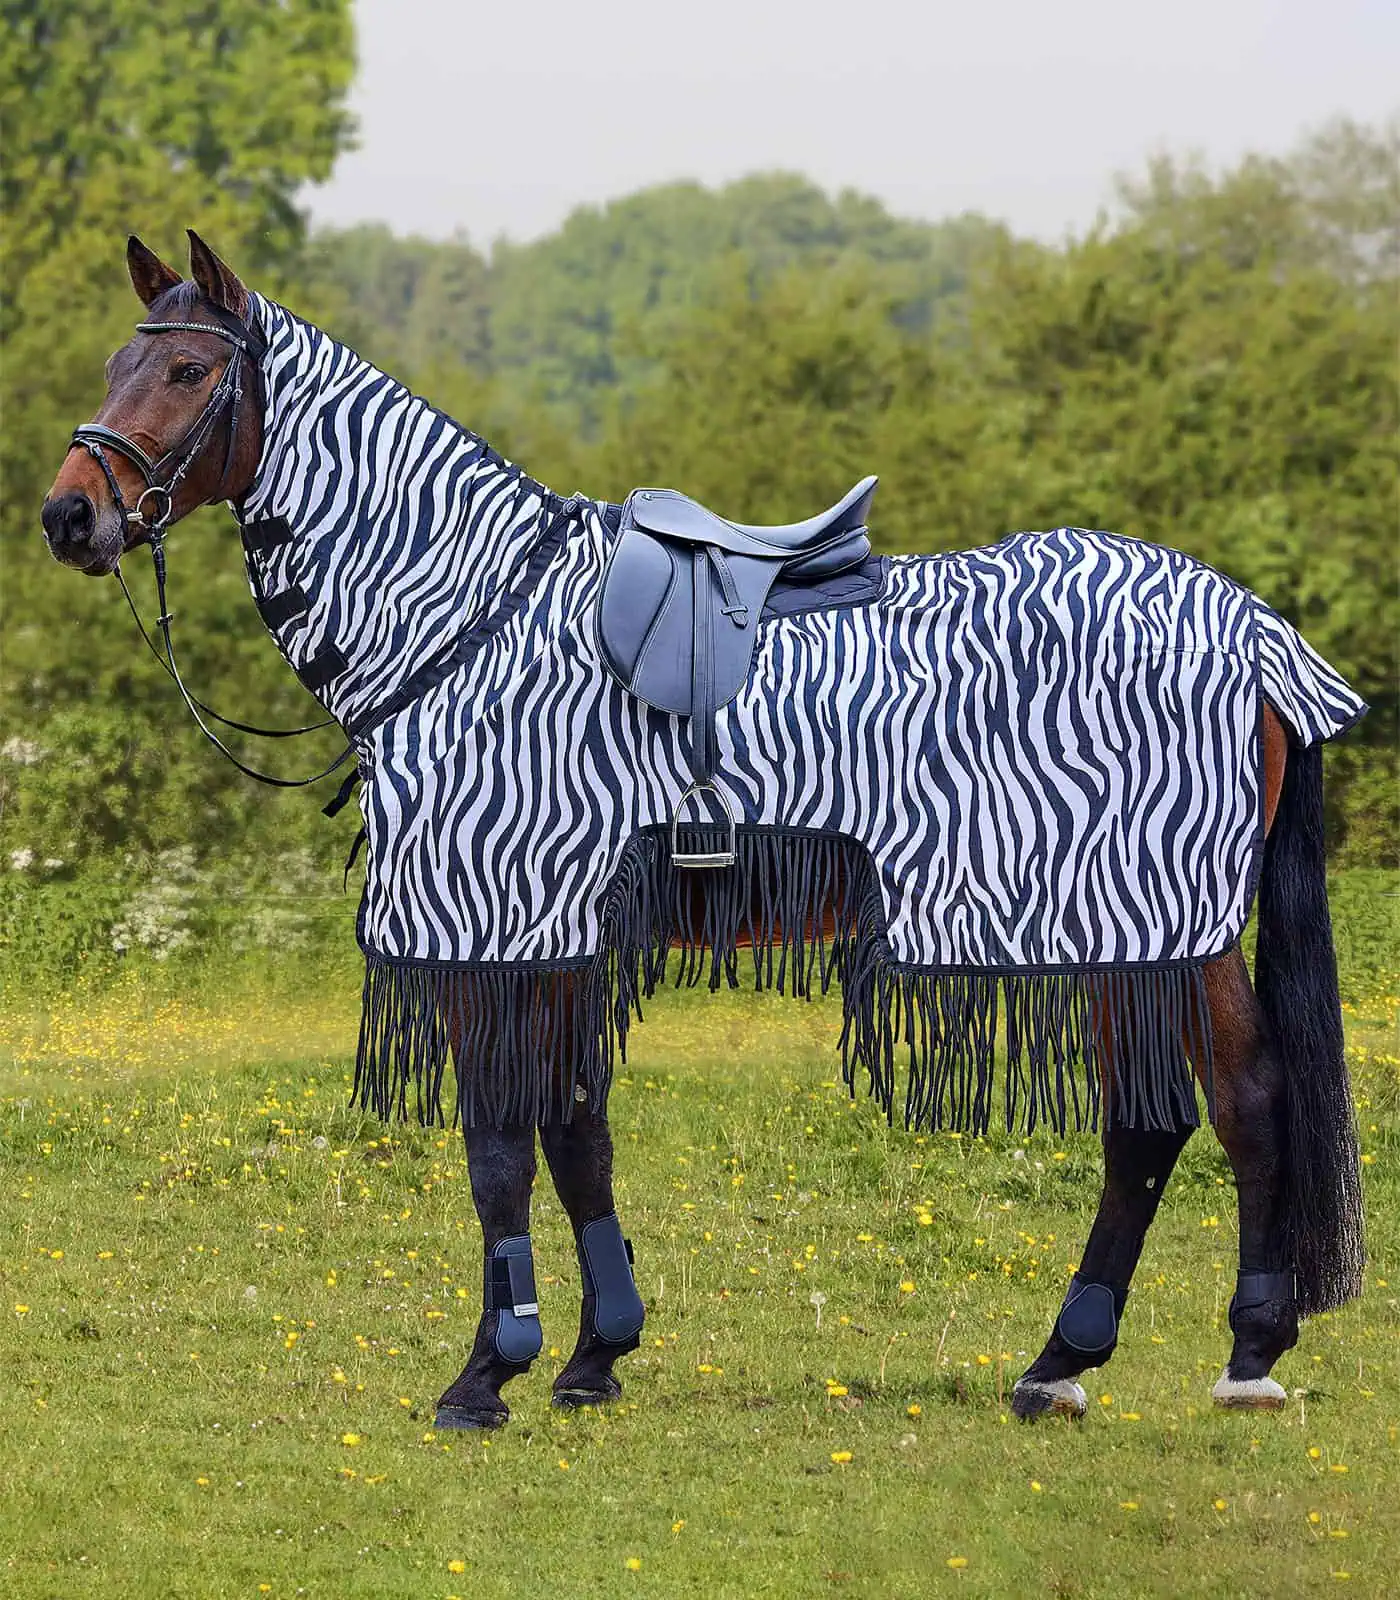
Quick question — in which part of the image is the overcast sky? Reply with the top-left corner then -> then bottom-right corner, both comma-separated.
308,0 -> 1397,247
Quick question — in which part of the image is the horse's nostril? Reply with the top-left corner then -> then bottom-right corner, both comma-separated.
41,491 -> 96,547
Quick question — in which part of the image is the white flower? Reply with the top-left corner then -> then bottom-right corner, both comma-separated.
8,848 -> 34,871
0,737 -> 47,766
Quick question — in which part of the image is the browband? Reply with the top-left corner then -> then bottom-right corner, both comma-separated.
135,303 -> 267,360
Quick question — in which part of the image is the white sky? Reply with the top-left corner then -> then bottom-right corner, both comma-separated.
308,0 -> 1398,246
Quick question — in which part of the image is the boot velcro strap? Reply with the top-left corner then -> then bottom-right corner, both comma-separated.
484,1249 -> 538,1318
1232,1269 -> 1295,1310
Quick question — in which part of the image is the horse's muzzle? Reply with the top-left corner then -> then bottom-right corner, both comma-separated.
41,491 -> 122,574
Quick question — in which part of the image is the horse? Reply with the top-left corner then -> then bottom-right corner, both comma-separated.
41,232 -> 1366,1429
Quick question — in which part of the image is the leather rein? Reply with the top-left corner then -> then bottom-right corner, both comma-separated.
70,307 -> 351,790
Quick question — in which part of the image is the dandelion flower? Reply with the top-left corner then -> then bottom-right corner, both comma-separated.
831,1450 -> 853,1464
947,1556 -> 968,1569
907,1404 -> 922,1417
448,1559 -> 466,1574
625,1557 -> 642,1572
341,1433 -> 361,1447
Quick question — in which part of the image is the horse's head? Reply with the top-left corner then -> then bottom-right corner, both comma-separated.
41,231 -> 265,576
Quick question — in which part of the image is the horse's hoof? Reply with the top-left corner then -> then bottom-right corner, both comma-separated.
1011,1377 -> 1088,1420
1211,1371 -> 1287,1410
434,1404 -> 509,1431
552,1378 -> 623,1410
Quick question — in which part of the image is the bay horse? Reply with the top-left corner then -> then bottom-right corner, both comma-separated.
41,233 -> 1364,1427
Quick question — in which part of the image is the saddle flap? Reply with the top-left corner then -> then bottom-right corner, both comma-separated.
598,527 -> 678,687
598,531 -> 776,718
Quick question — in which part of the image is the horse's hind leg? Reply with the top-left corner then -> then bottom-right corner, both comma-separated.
1012,1116 -> 1193,1419
1205,949 -> 1298,1408
434,1121 -> 543,1430
539,1103 -> 646,1408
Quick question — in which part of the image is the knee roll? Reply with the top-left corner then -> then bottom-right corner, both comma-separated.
1054,1273 -> 1128,1356
579,1212 -> 645,1344
483,1235 -> 543,1365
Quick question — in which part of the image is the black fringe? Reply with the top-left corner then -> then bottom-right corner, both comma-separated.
354,827 -> 1209,1135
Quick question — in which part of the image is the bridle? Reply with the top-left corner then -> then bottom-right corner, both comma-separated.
71,302 -> 262,537
68,302 -> 352,791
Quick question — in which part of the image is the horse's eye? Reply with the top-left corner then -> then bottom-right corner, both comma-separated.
173,362 -> 208,385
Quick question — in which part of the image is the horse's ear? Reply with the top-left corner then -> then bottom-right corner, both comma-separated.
127,236 -> 182,308
186,229 -> 249,318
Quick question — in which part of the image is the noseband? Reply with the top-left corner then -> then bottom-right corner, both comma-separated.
71,302 -> 266,534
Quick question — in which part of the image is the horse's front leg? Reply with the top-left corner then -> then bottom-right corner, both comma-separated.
1012,1118 -> 1193,1419
539,1102 -> 646,1408
434,1121 -> 543,1430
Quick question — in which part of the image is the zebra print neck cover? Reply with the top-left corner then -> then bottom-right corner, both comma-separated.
234,294 -> 1368,1137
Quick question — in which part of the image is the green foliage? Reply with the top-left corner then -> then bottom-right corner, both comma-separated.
310,174 -> 1007,427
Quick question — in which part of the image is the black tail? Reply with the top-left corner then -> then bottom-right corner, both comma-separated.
1254,738 -> 1365,1315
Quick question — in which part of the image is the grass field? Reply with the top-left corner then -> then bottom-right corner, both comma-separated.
1,911 -> 1396,1598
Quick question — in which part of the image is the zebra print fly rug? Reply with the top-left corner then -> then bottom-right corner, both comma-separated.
234,294 -> 1367,1135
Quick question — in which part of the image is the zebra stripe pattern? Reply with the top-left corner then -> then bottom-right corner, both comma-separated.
232,294 -> 1368,1131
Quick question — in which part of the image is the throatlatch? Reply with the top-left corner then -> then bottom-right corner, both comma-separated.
578,1213 -> 645,1345
483,1235 -> 543,1365
1053,1273 -> 1127,1357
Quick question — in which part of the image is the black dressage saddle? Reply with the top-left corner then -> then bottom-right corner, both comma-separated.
598,476 -> 878,866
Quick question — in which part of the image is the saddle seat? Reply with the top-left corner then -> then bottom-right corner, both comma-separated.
624,475 -> 878,564
598,476 -> 878,866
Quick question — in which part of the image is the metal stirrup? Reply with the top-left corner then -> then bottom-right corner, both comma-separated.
671,779 -> 737,869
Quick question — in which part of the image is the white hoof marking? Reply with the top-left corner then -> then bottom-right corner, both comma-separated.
1014,1377 -> 1088,1417
1212,1371 -> 1287,1409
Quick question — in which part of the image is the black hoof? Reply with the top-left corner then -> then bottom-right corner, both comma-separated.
434,1404 -> 509,1431
552,1376 -> 623,1410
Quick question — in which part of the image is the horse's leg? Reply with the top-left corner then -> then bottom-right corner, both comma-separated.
434,1121 -> 543,1430
539,1102 -> 646,1407
1205,949 -> 1298,1408
1011,1106 -> 1193,1419
1014,710 -> 1298,1420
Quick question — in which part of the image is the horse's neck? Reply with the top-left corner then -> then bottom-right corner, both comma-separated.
239,295 -> 550,613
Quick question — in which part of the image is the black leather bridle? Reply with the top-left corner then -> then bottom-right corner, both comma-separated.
71,303 -> 263,535
69,304 -> 352,790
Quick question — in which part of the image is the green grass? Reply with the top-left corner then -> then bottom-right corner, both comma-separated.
1,949 -> 1397,1599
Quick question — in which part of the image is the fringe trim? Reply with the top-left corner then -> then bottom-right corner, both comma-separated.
354,827 -> 1210,1134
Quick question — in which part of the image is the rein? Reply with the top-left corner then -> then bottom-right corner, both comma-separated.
73,305 -> 351,789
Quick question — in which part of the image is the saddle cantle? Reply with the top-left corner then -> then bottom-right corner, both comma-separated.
598,476 -> 878,866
